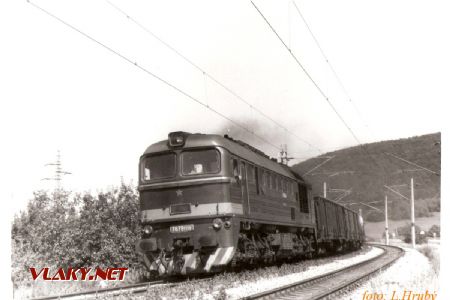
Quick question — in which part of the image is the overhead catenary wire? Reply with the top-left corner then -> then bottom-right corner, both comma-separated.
291,0 -> 374,138
289,1 -> 393,182
27,0 -> 281,152
250,1 -> 389,185
105,0 -> 323,155
250,0 -> 363,146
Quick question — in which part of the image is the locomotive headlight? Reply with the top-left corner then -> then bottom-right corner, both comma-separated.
224,220 -> 232,229
212,218 -> 223,230
168,131 -> 188,147
143,225 -> 153,235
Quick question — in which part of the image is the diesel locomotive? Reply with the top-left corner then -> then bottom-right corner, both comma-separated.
136,131 -> 364,276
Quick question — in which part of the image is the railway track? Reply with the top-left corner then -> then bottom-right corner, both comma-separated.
31,279 -> 172,300
30,245 -> 401,300
243,244 -> 404,300
31,275 -> 215,300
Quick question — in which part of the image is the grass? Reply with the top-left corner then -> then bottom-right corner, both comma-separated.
344,246 -> 440,300
417,245 -> 440,275
13,268 -> 146,299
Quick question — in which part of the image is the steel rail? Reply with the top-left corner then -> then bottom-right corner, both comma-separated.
31,275 -> 214,300
242,244 -> 404,300
31,280 -> 169,300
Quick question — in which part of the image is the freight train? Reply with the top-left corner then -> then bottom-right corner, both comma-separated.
136,131 -> 364,276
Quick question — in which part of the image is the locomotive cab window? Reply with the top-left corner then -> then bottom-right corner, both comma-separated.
142,152 -> 176,181
182,149 -> 220,175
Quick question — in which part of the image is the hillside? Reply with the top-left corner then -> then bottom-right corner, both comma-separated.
291,133 -> 441,222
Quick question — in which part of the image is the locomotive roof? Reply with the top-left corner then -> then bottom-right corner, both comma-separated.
143,133 -> 305,182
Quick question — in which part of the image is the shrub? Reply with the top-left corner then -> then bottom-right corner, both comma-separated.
427,225 -> 440,237
11,182 -> 143,289
396,224 -> 426,244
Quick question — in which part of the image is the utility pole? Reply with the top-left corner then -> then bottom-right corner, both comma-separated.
323,182 -> 327,198
358,208 -> 364,229
385,195 -> 389,245
278,144 -> 294,165
42,150 -> 72,196
411,177 -> 415,248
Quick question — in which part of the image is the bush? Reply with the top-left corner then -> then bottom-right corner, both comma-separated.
396,224 -> 427,244
427,225 -> 440,237
11,182 -> 143,288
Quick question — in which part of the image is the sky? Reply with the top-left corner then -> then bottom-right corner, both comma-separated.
1,0 -> 448,216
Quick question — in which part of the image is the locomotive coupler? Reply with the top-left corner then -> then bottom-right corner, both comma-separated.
154,249 -> 170,275
172,240 -> 186,274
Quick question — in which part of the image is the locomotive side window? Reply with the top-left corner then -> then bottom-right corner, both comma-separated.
299,185 -> 309,213
247,164 -> 255,183
270,174 -> 275,190
182,149 -> 220,175
260,170 -> 267,194
231,158 -> 239,177
254,167 -> 260,194
142,152 -> 176,181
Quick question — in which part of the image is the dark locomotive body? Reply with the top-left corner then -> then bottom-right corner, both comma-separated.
136,132 -> 364,276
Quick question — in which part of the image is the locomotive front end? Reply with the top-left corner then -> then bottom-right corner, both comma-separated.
136,132 -> 241,276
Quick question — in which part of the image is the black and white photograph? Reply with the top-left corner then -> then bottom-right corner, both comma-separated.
1,1 -> 447,299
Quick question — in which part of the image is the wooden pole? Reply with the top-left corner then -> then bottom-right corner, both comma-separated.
324,182 -> 327,198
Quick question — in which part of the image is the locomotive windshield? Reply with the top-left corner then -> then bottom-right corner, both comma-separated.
181,149 -> 220,175
142,152 -> 176,181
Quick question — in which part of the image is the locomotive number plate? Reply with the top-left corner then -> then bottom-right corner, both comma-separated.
170,224 -> 194,233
